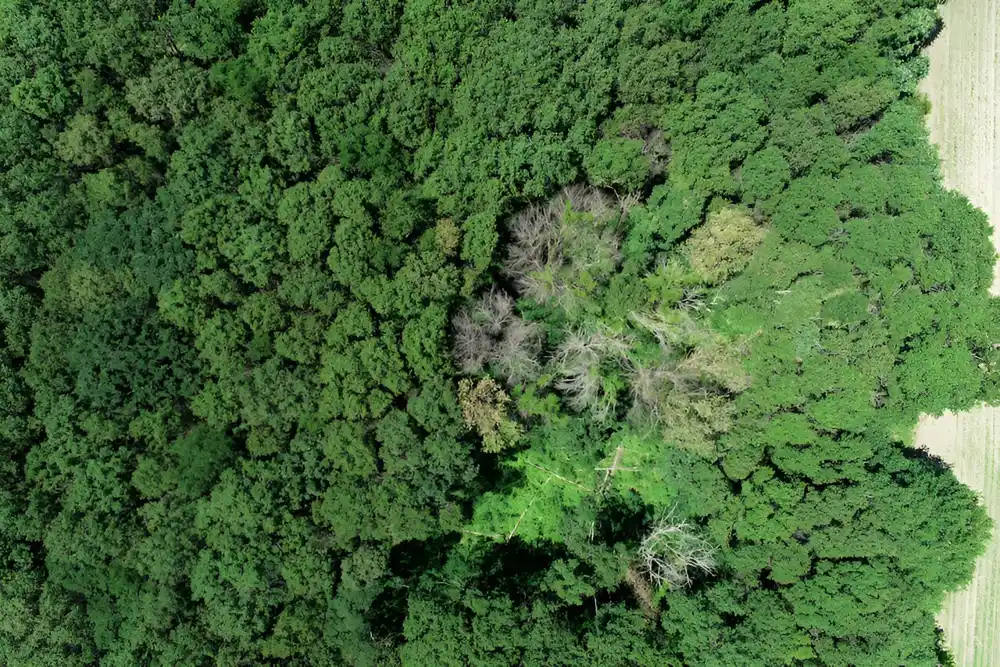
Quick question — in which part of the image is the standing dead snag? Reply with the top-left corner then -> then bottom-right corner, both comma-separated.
502,186 -> 628,313
472,287 -> 516,335
452,309 -> 493,374
451,288 -> 543,386
551,328 -> 633,421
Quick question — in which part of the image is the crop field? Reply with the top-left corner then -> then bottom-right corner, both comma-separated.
920,0 -> 1000,294
916,0 -> 1000,664
916,410 -> 1000,666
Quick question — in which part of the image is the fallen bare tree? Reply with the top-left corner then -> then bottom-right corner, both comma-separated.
636,510 -> 718,590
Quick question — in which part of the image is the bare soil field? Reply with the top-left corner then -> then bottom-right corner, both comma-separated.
915,410 -> 1000,666
916,1 -> 1000,664
920,0 -> 1000,292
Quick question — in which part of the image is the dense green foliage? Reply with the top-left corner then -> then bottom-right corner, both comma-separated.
0,0 -> 995,664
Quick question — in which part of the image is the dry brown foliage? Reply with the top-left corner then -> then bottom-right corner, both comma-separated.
625,566 -> 659,620
458,377 -> 523,453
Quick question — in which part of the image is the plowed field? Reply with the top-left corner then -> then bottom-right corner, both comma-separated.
915,1 -> 1000,664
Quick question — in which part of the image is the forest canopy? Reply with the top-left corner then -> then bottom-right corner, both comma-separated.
0,0 -> 996,665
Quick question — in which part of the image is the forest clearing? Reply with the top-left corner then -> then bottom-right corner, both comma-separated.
916,0 -> 1000,664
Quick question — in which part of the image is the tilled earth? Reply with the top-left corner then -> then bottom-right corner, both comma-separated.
916,1 -> 1000,663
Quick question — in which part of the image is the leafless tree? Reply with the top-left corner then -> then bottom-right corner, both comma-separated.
552,329 -> 632,420
516,264 -> 567,310
504,201 -> 562,284
563,184 -> 617,222
452,288 -> 545,385
452,309 -> 492,374
493,316 -> 544,386
614,188 -> 643,215
471,287 -> 516,335
627,353 -> 741,456
628,362 -> 684,426
503,186 -> 630,307
678,287 -> 708,312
